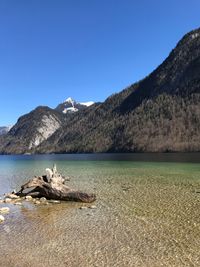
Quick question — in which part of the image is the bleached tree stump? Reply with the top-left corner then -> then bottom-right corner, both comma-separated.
16,165 -> 96,203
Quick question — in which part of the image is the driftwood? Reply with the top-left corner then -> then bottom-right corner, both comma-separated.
16,164 -> 96,203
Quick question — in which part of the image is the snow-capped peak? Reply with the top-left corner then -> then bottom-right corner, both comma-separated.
56,97 -> 95,114
65,97 -> 74,103
64,97 -> 76,107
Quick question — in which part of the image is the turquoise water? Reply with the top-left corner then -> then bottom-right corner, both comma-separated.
0,154 -> 200,267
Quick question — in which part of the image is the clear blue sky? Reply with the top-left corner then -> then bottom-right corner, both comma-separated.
0,0 -> 200,125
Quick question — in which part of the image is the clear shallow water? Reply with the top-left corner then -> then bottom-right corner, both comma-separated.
0,153 -> 200,267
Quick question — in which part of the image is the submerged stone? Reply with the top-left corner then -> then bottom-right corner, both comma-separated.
40,197 -> 47,202
6,194 -> 19,199
14,202 -> 22,206
4,198 -> 12,203
0,215 -> 5,223
25,195 -> 32,201
79,206 -> 88,209
0,207 -> 10,213
89,205 -> 97,209
48,200 -> 61,204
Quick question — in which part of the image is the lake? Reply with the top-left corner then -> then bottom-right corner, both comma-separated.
0,153 -> 200,267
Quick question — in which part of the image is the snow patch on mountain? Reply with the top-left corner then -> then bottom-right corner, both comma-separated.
80,101 -> 94,107
64,97 -> 75,105
63,107 -> 79,114
56,97 -> 94,114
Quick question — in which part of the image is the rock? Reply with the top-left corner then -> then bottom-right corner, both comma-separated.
35,201 -> 41,205
13,198 -> 22,203
48,200 -> 61,204
4,198 -> 12,203
0,200 -> 3,203
79,206 -> 88,209
0,207 -> 10,213
40,197 -> 47,202
89,205 -> 97,209
25,195 -> 32,201
0,215 -> 5,223
14,202 -> 22,206
7,194 -> 19,199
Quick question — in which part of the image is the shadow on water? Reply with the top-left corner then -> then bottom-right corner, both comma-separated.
0,152 -> 200,163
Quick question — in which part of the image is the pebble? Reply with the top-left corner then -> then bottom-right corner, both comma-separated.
14,202 -> 22,206
48,200 -> 61,204
0,215 -> 5,223
40,197 -> 47,202
79,206 -> 88,210
0,200 -> 3,203
89,205 -> 97,209
6,194 -> 19,199
4,198 -> 12,203
35,201 -> 41,205
13,198 -> 22,202
0,207 -> 10,213
25,195 -> 32,201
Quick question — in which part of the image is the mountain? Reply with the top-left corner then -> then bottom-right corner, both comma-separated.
119,29 -> 200,113
0,28 -> 200,154
55,97 -> 94,114
0,99 -> 96,154
0,107 -> 65,154
0,126 -> 12,135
